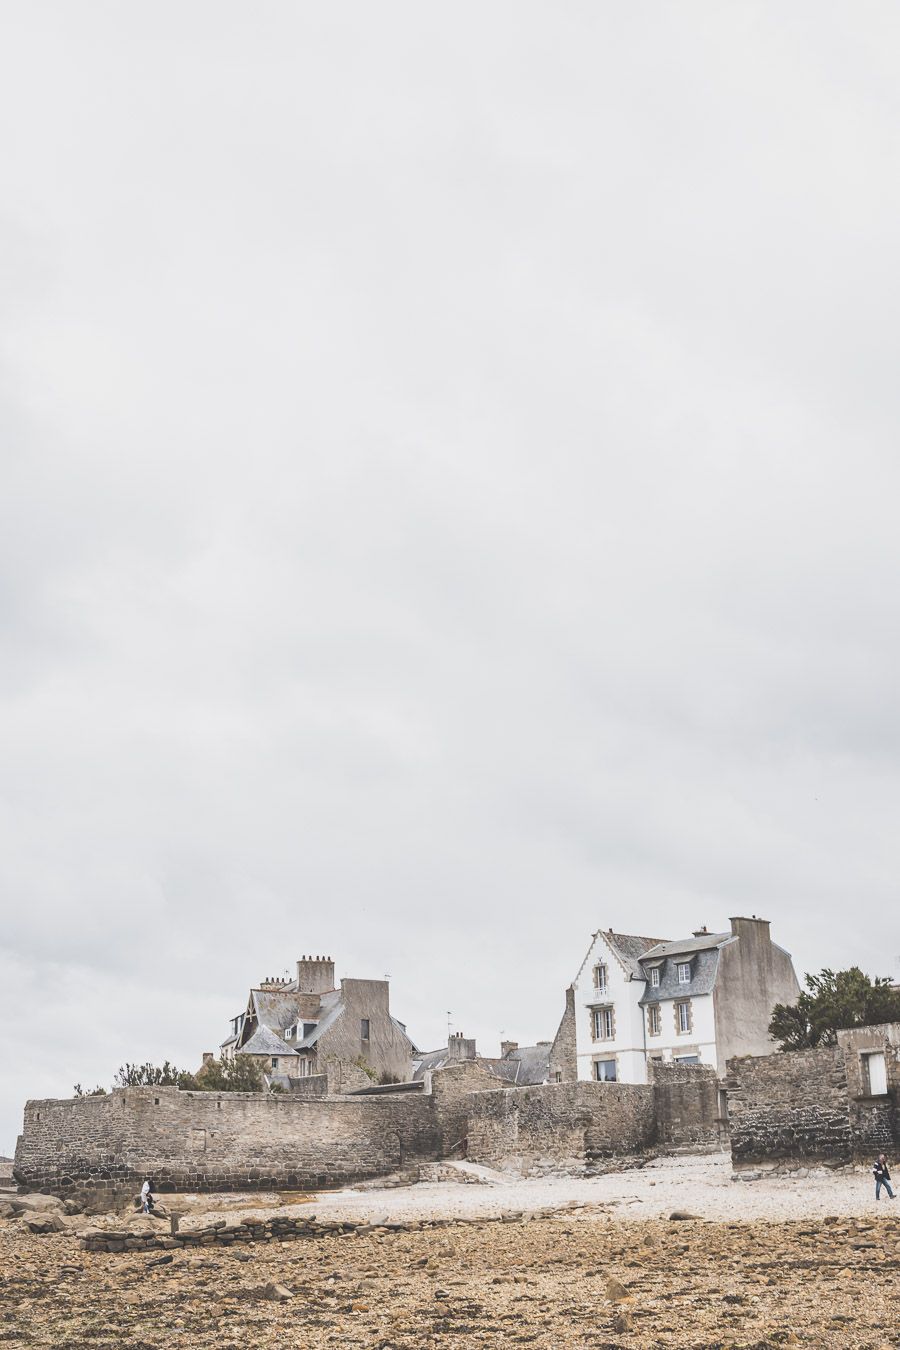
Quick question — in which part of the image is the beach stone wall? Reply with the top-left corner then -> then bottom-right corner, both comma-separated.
726,1047 -> 853,1169
465,1082 -> 657,1173
649,1061 -> 725,1148
13,1082 -> 451,1199
727,1027 -> 900,1171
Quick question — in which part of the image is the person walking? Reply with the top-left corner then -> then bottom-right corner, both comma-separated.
140,1179 -> 155,1214
873,1154 -> 895,1201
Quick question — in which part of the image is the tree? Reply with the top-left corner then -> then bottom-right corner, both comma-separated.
769,967 -> 900,1050
73,1084 -> 107,1097
113,1061 -> 199,1089
194,1054 -> 265,1092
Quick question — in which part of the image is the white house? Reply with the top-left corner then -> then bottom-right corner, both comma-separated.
555,916 -> 801,1084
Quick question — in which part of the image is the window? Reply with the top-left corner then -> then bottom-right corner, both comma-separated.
303,1022 -> 317,1038
677,962 -> 691,984
271,1057 -> 279,1069
676,1001 -> 692,1034
650,967 -> 660,988
862,1051 -> 888,1096
647,1004 -> 661,1036
360,1018 -> 371,1040
594,963 -> 608,994
592,1007 -> 614,1040
594,1058 -> 617,1081
674,1053 -> 699,1064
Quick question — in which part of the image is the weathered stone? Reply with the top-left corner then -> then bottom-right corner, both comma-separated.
262,1281 -> 293,1301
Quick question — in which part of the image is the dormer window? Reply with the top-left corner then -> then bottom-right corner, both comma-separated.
650,967 -> 660,988
594,963 -> 608,994
677,962 -> 691,984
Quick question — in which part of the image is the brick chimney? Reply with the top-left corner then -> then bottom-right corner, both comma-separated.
296,954 -> 336,994
500,1040 -> 518,1058
447,1032 -> 477,1061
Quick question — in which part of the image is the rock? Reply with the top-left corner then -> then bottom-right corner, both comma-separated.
669,1211 -> 701,1221
0,1202 -> 18,1220
10,1194 -> 66,1214
612,1312 -> 631,1332
263,1282 -> 293,1301
434,1289 -> 449,1299
147,1254 -> 174,1267
605,1275 -> 630,1302
26,1213 -> 67,1234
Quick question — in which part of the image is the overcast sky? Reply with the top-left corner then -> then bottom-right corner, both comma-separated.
3,4 -> 900,1153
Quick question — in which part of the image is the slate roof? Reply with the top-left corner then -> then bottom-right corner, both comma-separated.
411,1043 -> 551,1086
501,1043 -> 551,1085
251,988 -> 307,1032
638,945 -> 723,1004
411,1048 -> 453,1078
295,989 -> 344,1047
641,933 -> 730,960
603,931 -> 670,978
240,1024 -> 299,1057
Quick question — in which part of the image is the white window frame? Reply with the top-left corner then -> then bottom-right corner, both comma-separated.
593,1058 -> 617,1082
594,963 -> 608,994
650,967 -> 660,988
592,1007 -> 614,1040
647,1004 -> 661,1036
862,1051 -> 888,1096
677,962 -> 691,984
677,1001 -> 691,1034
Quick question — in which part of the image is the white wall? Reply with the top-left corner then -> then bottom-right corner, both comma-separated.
572,933 -> 648,1085
644,992 -> 717,1067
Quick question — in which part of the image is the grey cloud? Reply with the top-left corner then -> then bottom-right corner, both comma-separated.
2,4 -> 900,1151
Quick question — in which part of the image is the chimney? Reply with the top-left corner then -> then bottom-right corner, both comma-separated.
500,1040 -> 518,1058
447,1032 -> 477,1061
296,954 -> 336,994
729,916 -> 770,942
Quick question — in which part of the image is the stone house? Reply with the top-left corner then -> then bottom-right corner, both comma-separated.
412,1033 -> 552,1086
553,916 -> 800,1084
217,955 -> 417,1088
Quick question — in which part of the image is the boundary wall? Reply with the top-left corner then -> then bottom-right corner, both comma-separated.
14,1062 -> 723,1199
726,1023 -> 900,1171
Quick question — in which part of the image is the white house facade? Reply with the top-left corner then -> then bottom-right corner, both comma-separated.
569,929 -> 667,1085
559,916 -> 801,1085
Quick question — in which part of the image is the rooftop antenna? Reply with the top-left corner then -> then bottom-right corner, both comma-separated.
447,1010 -> 453,1041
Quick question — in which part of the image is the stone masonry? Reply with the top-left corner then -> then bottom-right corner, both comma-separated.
15,1062 -> 724,1199
726,1023 -> 900,1171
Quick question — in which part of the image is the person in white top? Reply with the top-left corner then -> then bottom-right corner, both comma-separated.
140,1179 -> 153,1214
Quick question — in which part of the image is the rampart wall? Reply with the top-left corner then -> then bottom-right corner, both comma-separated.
14,1063 -> 724,1199
726,1047 -> 852,1169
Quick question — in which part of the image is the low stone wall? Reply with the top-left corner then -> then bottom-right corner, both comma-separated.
726,1047 -> 853,1169
466,1082 -> 656,1173
14,1078 -> 468,1200
15,1062 -> 727,1198
650,1061 -> 725,1149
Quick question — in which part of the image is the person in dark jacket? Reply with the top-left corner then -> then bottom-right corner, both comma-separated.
873,1155 -> 895,1200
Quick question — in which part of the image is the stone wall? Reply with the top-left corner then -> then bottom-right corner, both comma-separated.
727,1026 -> 900,1170
726,1047 -> 853,1169
15,1064 -> 725,1199
649,1060 -> 724,1148
549,987 -> 577,1083
317,979 -> 413,1083
466,1082 -> 657,1173
837,1024 -> 900,1157
14,1085 -> 447,1200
